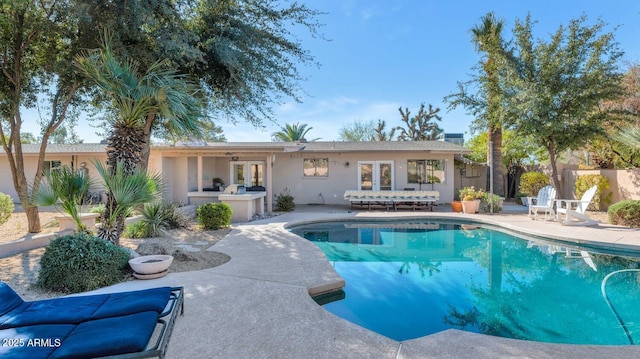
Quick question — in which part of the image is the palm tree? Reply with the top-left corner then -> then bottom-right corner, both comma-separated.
92,160 -> 161,245
472,12 -> 506,196
75,34 -> 205,173
615,125 -> 640,149
75,34 -> 204,242
271,122 -> 320,142
35,165 -> 92,232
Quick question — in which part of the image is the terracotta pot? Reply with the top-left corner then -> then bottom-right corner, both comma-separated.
462,200 -> 479,214
451,201 -> 463,212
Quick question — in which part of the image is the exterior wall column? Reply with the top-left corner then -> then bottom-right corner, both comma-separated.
266,153 -> 273,212
197,155 -> 203,192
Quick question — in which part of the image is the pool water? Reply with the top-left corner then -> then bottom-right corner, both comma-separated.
289,220 -> 640,344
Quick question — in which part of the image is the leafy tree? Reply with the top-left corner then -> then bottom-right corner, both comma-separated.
0,0 -> 83,233
338,120 -> 376,141
20,133 -> 37,144
77,0 -> 323,162
465,130 -> 547,196
271,122 -> 319,142
501,15 -> 624,196
586,63 -> 640,168
338,119 -> 395,141
395,103 -> 442,141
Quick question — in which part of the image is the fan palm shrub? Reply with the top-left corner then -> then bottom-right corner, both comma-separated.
35,165 -> 92,232
93,160 -> 161,245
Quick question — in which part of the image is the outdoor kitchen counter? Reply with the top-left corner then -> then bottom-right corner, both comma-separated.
218,192 -> 266,222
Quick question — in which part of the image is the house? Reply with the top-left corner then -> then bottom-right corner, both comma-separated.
1,141 -> 470,216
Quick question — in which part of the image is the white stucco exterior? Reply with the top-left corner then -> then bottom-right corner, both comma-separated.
1,141 -> 471,213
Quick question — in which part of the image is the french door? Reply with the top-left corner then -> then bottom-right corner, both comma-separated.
230,161 -> 265,188
357,161 -> 394,191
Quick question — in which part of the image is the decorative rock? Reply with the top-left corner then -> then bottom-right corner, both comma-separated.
136,242 -> 170,256
172,249 -> 198,262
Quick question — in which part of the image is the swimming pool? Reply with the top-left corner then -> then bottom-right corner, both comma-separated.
289,219 -> 640,344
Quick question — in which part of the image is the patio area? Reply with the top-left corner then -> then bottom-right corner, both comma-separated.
78,204 -> 640,358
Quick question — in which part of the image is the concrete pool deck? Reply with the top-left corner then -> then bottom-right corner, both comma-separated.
87,204 -> 640,358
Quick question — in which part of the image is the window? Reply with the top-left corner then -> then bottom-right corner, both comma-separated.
407,159 -> 445,184
303,158 -> 328,177
43,160 -> 61,173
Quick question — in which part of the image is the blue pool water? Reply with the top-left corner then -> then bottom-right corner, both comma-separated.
289,220 -> 640,344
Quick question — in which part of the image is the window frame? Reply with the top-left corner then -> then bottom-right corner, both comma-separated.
303,158 -> 329,177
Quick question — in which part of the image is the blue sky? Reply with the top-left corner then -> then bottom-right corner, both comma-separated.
22,1 -> 640,143
225,0 -> 640,142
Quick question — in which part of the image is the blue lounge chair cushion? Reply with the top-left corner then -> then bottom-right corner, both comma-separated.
0,283 -> 24,317
0,324 -> 75,359
0,286 -> 172,328
49,311 -> 159,359
0,312 -> 158,359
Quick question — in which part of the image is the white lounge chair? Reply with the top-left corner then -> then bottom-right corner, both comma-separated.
528,185 -> 556,222
555,185 -> 599,226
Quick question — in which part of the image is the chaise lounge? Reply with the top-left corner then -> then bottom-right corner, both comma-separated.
0,282 -> 183,358
344,190 -> 439,211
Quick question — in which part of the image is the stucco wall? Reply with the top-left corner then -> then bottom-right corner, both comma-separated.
270,151 -> 455,205
563,169 -> 640,207
0,154 -> 106,202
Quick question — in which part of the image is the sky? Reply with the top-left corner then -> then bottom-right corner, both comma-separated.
21,0 -> 640,143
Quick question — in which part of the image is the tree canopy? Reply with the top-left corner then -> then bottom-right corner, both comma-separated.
0,0 -> 323,233
501,15 -> 623,194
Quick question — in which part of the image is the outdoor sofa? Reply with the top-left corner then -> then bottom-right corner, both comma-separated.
344,190 -> 439,211
0,282 -> 184,358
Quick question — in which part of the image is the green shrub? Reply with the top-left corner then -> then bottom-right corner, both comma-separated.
38,233 -> 130,293
274,188 -> 295,212
123,221 -> 153,238
197,202 -> 232,230
608,200 -> 640,228
135,201 -> 189,237
89,204 -> 105,215
575,174 -> 612,211
480,193 -> 502,213
0,192 -> 14,226
518,171 -> 549,196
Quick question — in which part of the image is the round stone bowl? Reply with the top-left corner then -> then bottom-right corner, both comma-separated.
128,255 -> 174,275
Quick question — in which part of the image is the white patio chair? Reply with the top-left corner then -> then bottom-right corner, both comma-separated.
555,185 -> 599,226
528,186 -> 556,222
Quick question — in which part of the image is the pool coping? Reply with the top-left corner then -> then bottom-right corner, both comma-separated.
83,208 -> 640,358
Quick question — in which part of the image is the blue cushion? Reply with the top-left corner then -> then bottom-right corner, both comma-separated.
0,283 -> 24,317
0,287 -> 172,328
0,324 -> 75,359
49,311 -> 159,359
90,287 -> 172,318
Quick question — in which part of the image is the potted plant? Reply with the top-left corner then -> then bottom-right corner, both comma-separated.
451,192 -> 463,212
459,186 -> 483,213
461,195 -> 479,214
212,177 -> 225,191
